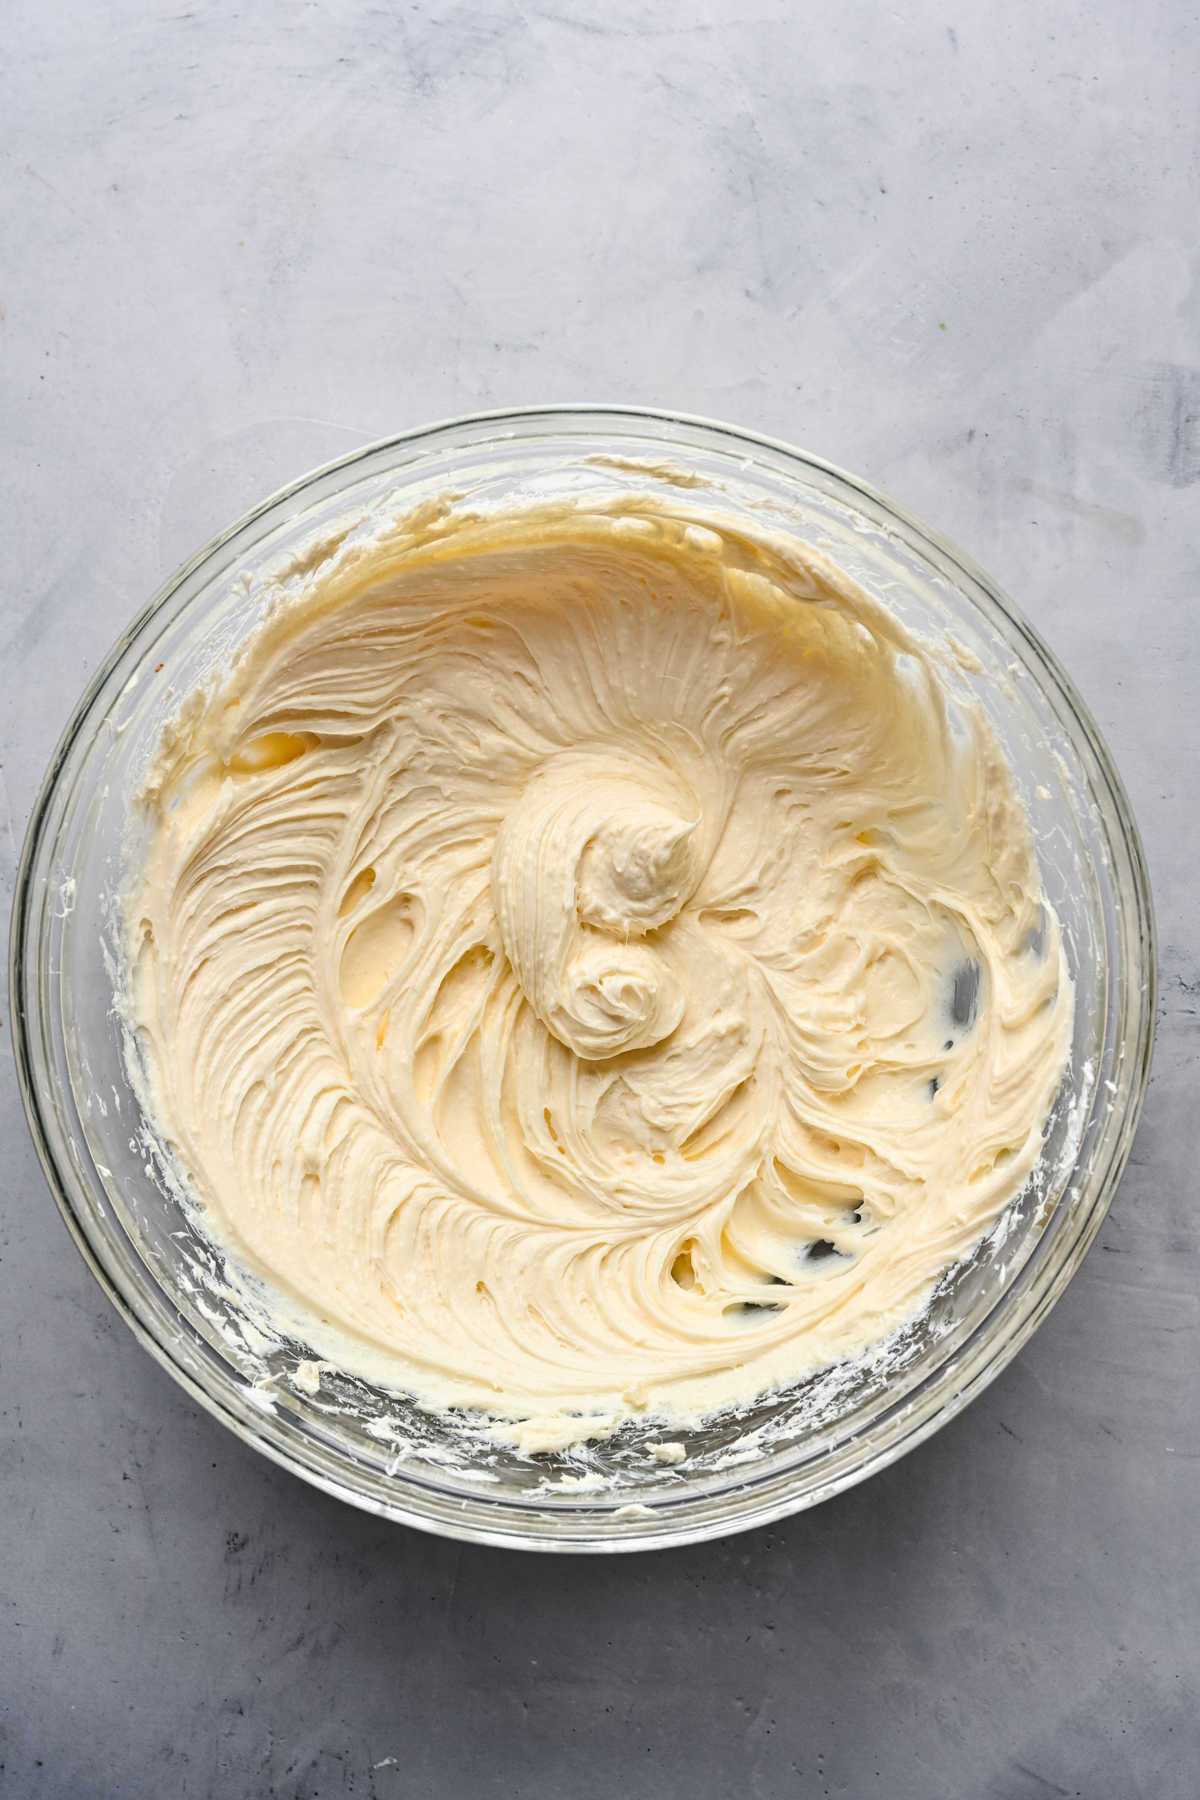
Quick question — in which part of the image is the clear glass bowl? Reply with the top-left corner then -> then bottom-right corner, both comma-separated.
10,407 -> 1156,1551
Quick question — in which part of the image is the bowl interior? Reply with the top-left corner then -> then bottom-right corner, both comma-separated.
13,410 -> 1154,1548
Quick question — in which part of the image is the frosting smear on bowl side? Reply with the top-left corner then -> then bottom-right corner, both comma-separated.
125,497 -> 1072,1449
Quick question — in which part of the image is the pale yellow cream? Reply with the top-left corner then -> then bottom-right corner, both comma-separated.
126,497 -> 1072,1448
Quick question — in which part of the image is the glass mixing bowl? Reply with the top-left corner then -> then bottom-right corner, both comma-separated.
10,407 -> 1155,1551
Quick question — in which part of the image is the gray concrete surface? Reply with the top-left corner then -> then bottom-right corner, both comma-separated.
2,1 -> 1198,1795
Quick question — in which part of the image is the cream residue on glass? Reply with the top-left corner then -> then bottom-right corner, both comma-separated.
124,496 -> 1073,1450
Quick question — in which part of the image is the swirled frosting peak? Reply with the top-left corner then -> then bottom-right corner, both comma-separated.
494,756 -> 702,1060
126,496 -> 1072,1448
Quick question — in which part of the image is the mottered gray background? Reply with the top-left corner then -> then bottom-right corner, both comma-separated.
2,1 -> 1198,1795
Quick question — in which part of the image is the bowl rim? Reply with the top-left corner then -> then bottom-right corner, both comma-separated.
9,403 -> 1158,1551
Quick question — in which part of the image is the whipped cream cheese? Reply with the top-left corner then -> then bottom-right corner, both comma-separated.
126,495 -> 1072,1448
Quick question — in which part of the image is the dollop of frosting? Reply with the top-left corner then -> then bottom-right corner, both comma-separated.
126,497 -> 1072,1448
493,757 -> 701,1059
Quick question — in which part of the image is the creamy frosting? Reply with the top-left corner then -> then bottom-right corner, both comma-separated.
126,496 -> 1072,1449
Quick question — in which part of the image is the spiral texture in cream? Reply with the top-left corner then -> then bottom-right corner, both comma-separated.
127,498 -> 1072,1446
